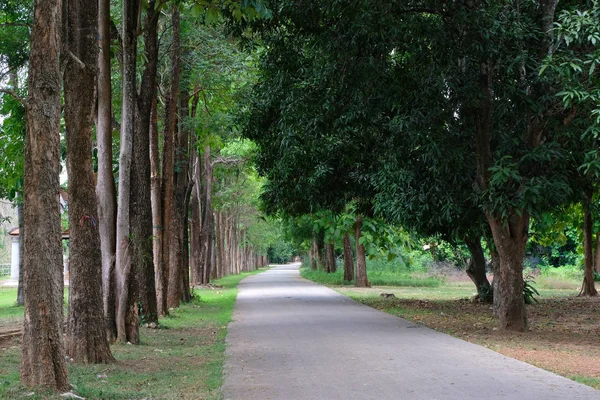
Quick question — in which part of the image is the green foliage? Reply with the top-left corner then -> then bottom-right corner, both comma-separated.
523,276 -> 540,305
0,89 -> 25,201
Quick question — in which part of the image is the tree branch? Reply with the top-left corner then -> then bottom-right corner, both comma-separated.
213,156 -> 248,167
0,22 -> 31,28
0,88 -> 25,105
69,51 -> 86,69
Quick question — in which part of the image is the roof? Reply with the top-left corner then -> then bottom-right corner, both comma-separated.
9,227 -> 70,239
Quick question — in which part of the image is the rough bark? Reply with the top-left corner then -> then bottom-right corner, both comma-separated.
132,0 -> 159,325
150,94 -> 163,309
158,4 -> 180,314
115,0 -> 139,344
579,200 -> 598,296
354,215 -> 370,288
64,0 -> 114,363
200,146 -> 215,283
487,215 -> 529,331
316,234 -> 325,269
16,202 -> 24,305
97,0 -> 117,343
166,88 -> 190,308
310,238 -> 318,270
190,160 -> 202,285
325,242 -> 336,273
21,0 -> 69,389
343,232 -> 354,282
181,205 -> 191,303
464,236 -> 493,303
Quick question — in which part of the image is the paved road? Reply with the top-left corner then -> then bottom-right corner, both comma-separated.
223,263 -> 599,400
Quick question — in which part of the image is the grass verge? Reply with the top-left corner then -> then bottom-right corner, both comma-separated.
300,268 -> 442,287
0,268 -> 265,399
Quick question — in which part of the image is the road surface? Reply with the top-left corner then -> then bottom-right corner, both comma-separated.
223,263 -> 599,400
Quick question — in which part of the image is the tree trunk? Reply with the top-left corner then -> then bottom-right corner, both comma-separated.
325,242 -> 336,273
115,0 -> 139,344
97,0 -> 117,343
464,236 -> 493,303
200,146 -> 214,283
343,232 -> 354,282
487,214 -> 528,331
64,0 -> 114,363
355,215 -> 370,288
190,163 -> 202,285
21,0 -> 69,389
579,200 -> 598,296
166,87 -> 191,308
159,4 -> 180,314
181,194 -> 192,303
16,202 -> 24,305
132,0 -> 160,325
310,238 -> 318,270
316,234 -> 325,270
150,94 -> 164,310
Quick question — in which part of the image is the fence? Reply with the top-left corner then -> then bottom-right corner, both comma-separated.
0,264 -> 10,277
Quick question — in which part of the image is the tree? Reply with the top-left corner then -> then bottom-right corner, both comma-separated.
131,0 -> 162,324
96,0 -> 118,341
157,3 -> 180,314
115,0 -> 139,344
63,0 -> 114,363
20,0 -> 68,389
544,2 -> 600,296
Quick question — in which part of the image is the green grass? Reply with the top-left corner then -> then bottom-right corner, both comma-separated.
0,268 -> 266,399
300,268 -> 442,288
333,279 -> 578,302
0,287 -> 23,328
571,376 -> 600,390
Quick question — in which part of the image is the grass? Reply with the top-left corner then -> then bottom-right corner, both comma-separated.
0,268 -> 266,399
300,268 -> 442,288
0,287 -> 23,329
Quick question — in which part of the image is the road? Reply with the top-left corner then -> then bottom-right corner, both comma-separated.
222,263 -> 599,400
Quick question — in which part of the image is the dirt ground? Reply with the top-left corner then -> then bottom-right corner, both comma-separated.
349,291 -> 600,388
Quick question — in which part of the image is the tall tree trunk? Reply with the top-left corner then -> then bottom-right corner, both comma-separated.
354,215 -> 370,288
343,232 -> 354,282
579,200 -> 598,296
150,94 -> 164,308
200,146 -> 214,283
64,0 -> 114,363
16,202 -> 24,305
166,88 -> 190,308
159,4 -> 180,314
464,236 -> 493,303
115,0 -> 139,344
132,0 -> 160,325
21,0 -> 69,389
97,0 -> 117,343
181,194 -> 191,303
190,162 -> 202,285
325,242 -> 336,273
